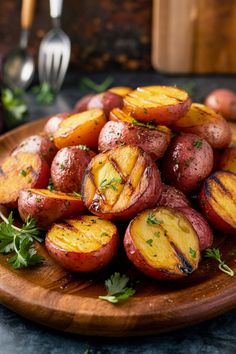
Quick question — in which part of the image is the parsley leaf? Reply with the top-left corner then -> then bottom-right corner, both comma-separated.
1,88 -> 28,129
31,83 -> 55,105
79,76 -> 114,93
147,212 -> 163,225
205,248 -> 234,277
99,272 -> 136,303
0,211 -> 44,269
73,191 -> 82,198
189,247 -> 196,258
100,178 -> 123,191
193,140 -> 203,149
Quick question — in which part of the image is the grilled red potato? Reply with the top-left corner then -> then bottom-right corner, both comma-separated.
45,215 -> 119,272
51,145 -> 96,193
44,112 -> 71,135
82,145 -> 162,220
157,184 -> 191,209
218,147 -> 236,174
12,134 -> 57,165
88,91 -> 123,117
18,189 -> 86,229
124,207 -> 200,280
0,152 -> 50,208
205,88 -> 236,121
177,207 -> 213,251
109,86 -> 132,97
172,103 -> 232,149
123,86 -> 191,126
74,94 -> 95,113
161,133 -> 214,193
199,171 -> 236,234
99,111 -> 170,160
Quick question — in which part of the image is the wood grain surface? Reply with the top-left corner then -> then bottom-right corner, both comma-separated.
0,118 -> 236,337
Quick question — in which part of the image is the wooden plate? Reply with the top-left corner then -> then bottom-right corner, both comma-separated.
0,118 -> 236,337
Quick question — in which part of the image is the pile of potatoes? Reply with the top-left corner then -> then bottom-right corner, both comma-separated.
0,85 -> 235,280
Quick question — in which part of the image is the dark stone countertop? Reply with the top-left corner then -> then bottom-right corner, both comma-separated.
1,71 -> 236,354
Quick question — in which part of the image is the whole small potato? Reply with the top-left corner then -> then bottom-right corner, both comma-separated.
157,184 -> 191,209
12,134 -> 57,165
88,91 -> 123,117
51,145 -> 96,193
218,147 -> 236,174
161,133 -> 214,194
44,112 -> 70,135
177,207 -> 213,251
73,94 -> 94,113
205,88 -> 236,121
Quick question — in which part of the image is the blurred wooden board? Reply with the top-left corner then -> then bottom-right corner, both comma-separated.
0,118 -> 236,337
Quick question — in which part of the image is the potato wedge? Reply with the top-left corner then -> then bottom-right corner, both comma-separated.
44,112 -> 71,135
157,184 -> 191,209
53,109 -> 107,150
123,86 -> 191,126
82,145 -> 162,220
51,145 -> 96,193
12,134 -> 57,165
124,207 -> 200,280
177,207 -> 213,251
218,147 -> 236,174
0,152 -> 50,208
45,216 -> 119,272
161,133 -> 214,193
199,171 -> 236,234
109,86 -> 133,97
18,189 -> 86,229
173,103 -> 232,149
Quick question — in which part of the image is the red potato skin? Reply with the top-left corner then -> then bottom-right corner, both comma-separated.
124,219 -> 185,280
44,112 -> 71,135
12,134 -> 57,165
177,207 -> 213,251
51,146 -> 96,193
82,150 -> 163,220
161,133 -> 214,194
205,89 -> 236,120
218,147 -> 236,174
45,230 -> 119,272
88,91 -> 123,117
157,184 -> 191,209
18,190 -> 86,229
199,171 -> 236,235
73,94 -> 94,113
98,120 -> 170,160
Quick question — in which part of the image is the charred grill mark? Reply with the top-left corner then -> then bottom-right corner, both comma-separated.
209,174 -> 232,196
108,157 -> 127,182
170,241 -> 194,275
194,106 -> 214,119
163,94 -> 184,103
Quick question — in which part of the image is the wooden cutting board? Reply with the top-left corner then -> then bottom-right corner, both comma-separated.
0,118 -> 236,337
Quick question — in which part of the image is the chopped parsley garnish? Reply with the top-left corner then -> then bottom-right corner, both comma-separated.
147,212 -> 163,225
154,231 -> 160,238
19,169 -> 27,177
189,247 -> 196,258
99,272 -> 135,303
73,191 -> 81,198
77,145 -> 90,151
205,248 -> 234,277
100,177 -> 123,192
146,239 -> 153,246
193,140 -> 203,149
60,163 -> 65,170
101,232 -> 108,237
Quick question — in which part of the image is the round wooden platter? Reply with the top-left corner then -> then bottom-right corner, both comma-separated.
0,118 -> 236,337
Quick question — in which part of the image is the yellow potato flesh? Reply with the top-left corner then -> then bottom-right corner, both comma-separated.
175,103 -> 217,127
47,216 -> 115,253
131,208 -> 200,275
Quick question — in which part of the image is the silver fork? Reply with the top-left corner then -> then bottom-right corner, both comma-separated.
38,0 -> 71,91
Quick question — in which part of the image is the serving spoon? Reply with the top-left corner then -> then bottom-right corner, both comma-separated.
2,0 -> 36,89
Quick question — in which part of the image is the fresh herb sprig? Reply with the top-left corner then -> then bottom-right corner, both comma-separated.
31,83 -> 56,105
100,177 -> 123,192
205,248 -> 234,277
0,211 -> 44,269
79,76 -> 114,93
147,212 -> 163,225
132,118 -> 156,130
99,272 -> 136,303
1,88 -> 28,128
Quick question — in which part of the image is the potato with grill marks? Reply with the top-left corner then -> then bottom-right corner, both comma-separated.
124,207 -> 200,280
82,145 -> 162,220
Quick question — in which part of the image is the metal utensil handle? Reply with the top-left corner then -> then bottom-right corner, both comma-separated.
21,0 -> 36,29
50,0 -> 63,19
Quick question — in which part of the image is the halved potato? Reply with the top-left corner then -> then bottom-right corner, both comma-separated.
44,112 -> 71,135
53,109 -> 107,150
123,86 -> 191,126
199,171 -> 236,234
218,147 -> 236,174
124,207 -> 200,280
45,216 -> 119,272
172,103 -> 232,149
109,86 -> 133,97
0,152 -> 50,208
82,145 -> 162,220
18,189 -> 86,229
